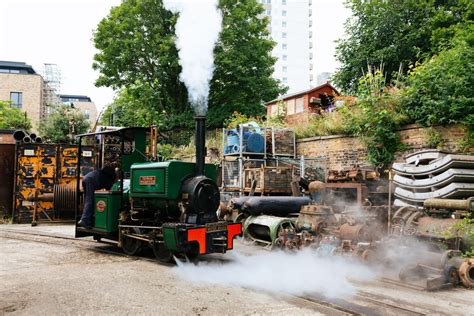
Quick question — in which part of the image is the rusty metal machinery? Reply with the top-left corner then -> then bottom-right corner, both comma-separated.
423,197 -> 474,211
295,204 -> 337,234
243,215 -> 295,247
395,249 -> 474,289
53,184 -> 77,213
458,258 -> 474,288
391,206 -> 473,251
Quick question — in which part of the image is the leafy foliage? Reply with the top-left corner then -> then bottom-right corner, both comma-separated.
40,105 -> 90,143
351,69 -> 407,167
94,0 -> 285,129
334,0 -> 473,93
0,101 -> 31,130
403,35 -> 474,127
207,0 -> 286,127
100,88 -> 168,128
223,111 -> 265,129
293,109 -> 354,139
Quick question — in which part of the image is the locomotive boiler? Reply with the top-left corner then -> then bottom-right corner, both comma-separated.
74,117 -> 242,262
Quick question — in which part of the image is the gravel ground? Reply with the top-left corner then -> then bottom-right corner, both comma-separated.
1,225 -> 473,315
0,232 -> 319,315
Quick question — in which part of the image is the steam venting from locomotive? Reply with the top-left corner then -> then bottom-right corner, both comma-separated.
164,0 -> 222,175
163,0 -> 222,116
174,249 -> 374,298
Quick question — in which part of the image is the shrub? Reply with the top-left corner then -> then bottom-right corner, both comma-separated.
403,39 -> 474,127
0,101 -> 31,130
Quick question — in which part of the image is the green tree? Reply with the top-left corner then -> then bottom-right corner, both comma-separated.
403,28 -> 474,127
207,0 -> 285,126
100,87 -> 166,127
40,105 -> 90,143
0,101 -> 31,130
94,0 -> 285,129
334,0 -> 473,93
93,0 -> 187,116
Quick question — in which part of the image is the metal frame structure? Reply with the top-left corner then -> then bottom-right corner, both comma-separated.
74,127 -> 150,239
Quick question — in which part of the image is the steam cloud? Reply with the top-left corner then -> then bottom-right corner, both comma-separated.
163,0 -> 222,116
173,249 -> 374,298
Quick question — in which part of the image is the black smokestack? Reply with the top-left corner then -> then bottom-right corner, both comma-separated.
195,116 -> 206,176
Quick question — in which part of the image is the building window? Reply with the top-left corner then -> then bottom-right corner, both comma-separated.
270,104 -> 278,117
0,69 -> 19,74
282,32 -> 287,39
282,43 -> 287,49
282,55 -> 287,61
282,21 -> 287,27
84,109 -> 90,120
286,99 -> 295,115
296,97 -> 304,113
10,92 -> 22,108
282,0 -> 286,4
282,66 -> 287,72
267,0 -> 271,3
266,9 -> 271,15
282,10 -> 287,16
282,77 -> 288,83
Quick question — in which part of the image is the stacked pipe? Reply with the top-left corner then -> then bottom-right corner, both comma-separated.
392,149 -> 474,208
13,129 -> 42,143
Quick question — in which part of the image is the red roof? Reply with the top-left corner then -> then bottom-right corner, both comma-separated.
265,82 -> 340,105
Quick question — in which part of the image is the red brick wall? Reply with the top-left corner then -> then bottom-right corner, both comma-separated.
296,124 -> 472,171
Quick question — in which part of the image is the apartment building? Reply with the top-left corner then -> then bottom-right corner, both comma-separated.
60,94 -> 98,126
0,61 -> 44,131
259,0 -> 310,93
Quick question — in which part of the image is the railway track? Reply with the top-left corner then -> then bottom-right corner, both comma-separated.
0,228 -> 437,315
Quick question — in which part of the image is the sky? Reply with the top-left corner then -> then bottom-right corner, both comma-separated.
312,0 -> 351,75
0,0 -> 120,112
0,0 -> 350,112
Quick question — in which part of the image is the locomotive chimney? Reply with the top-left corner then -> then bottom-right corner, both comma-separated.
195,116 -> 206,176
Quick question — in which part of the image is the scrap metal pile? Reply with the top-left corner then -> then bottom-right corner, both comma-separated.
393,150 -> 474,207
221,153 -> 474,291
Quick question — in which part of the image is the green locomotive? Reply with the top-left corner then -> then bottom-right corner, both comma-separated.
75,119 -> 242,262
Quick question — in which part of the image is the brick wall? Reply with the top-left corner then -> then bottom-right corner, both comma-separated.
0,73 -> 44,132
296,124 -> 471,171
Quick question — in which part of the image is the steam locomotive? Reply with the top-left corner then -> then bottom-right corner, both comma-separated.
74,117 -> 242,262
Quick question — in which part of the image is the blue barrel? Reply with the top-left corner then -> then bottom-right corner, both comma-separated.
246,133 -> 265,153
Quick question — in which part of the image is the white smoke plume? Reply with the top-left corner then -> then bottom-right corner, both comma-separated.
173,249 -> 374,298
163,0 -> 222,116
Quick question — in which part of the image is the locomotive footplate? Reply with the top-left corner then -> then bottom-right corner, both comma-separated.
163,222 -> 242,255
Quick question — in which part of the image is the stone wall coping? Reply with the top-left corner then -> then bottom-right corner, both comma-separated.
296,123 -> 463,143
297,134 -> 354,143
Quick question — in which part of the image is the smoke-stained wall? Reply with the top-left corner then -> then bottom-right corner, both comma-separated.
297,124 -> 472,170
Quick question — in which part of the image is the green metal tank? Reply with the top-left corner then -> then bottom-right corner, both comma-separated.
130,160 -> 217,199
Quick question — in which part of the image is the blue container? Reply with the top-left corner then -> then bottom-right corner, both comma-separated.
246,133 -> 264,153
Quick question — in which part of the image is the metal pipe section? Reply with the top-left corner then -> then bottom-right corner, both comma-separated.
23,135 -> 32,143
195,116 -> 206,176
242,196 -> 311,216
13,130 -> 27,141
35,136 -> 43,143
424,198 -> 474,211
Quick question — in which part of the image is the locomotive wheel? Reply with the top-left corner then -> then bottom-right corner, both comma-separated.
121,228 -> 143,256
153,242 -> 174,263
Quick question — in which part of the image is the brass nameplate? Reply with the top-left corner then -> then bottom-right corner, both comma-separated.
139,176 -> 156,185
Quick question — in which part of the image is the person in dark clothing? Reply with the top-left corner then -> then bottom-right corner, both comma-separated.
77,166 -> 117,229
